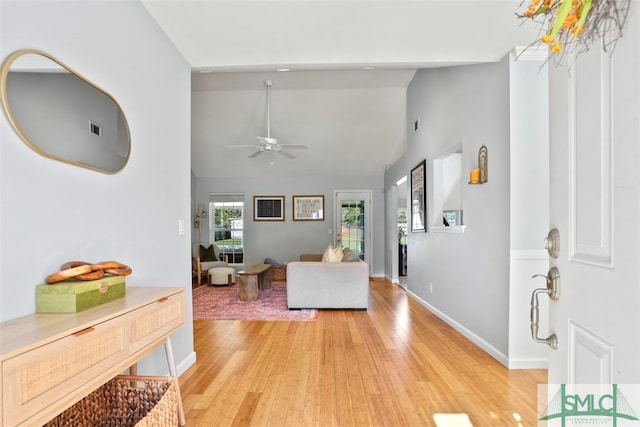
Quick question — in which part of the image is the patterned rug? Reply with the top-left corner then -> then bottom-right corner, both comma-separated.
192,281 -> 318,321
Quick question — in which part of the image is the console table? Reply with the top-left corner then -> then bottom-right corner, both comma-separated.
0,286 -> 186,426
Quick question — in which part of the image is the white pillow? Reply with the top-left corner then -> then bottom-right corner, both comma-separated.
322,245 -> 343,263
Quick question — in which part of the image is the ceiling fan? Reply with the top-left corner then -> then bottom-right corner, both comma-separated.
228,80 -> 308,159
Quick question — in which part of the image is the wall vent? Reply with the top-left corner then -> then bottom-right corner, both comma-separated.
89,121 -> 102,137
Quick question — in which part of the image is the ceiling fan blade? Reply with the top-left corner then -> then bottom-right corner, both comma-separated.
279,144 -> 308,150
277,150 -> 296,159
249,150 -> 264,158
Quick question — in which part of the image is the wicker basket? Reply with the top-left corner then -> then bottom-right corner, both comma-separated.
271,264 -> 286,281
44,375 -> 179,427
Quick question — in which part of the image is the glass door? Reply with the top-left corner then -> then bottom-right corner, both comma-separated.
334,191 -> 372,269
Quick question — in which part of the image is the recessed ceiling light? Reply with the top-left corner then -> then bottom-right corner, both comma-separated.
199,70 -> 213,73
362,66 -> 376,70
277,68 -> 290,72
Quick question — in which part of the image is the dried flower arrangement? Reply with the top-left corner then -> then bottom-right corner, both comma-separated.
518,0 -> 631,57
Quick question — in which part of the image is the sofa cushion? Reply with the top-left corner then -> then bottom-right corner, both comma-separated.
300,253 -> 323,262
342,248 -> 361,262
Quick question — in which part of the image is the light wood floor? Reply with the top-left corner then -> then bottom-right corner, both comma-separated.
179,278 -> 546,426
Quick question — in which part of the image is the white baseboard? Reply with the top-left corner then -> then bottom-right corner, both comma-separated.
177,351 -> 196,376
406,290 -> 548,370
406,289 -> 510,368
383,274 -> 399,284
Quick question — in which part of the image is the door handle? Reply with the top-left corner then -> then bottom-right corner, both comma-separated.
530,267 -> 560,349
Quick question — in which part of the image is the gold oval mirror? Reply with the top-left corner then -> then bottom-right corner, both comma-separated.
0,49 -> 131,174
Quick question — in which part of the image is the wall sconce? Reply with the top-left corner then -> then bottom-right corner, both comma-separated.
469,145 -> 488,184
194,204 -> 207,228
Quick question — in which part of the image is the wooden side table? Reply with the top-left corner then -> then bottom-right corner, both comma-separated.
237,264 -> 272,301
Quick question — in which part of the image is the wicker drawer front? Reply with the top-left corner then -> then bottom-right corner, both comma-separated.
2,318 -> 128,426
128,292 -> 185,355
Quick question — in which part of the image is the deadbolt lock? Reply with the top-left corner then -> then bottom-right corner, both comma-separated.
545,228 -> 560,259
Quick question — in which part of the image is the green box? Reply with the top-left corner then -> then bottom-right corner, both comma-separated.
36,275 -> 126,313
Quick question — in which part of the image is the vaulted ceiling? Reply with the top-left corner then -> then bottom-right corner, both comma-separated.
141,1 -> 541,178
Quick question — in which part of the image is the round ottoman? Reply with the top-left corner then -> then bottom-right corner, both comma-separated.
208,266 -> 236,286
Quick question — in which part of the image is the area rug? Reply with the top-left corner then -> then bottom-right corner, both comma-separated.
192,281 -> 318,321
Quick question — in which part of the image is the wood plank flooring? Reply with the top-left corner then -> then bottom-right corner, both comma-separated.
179,278 -> 546,426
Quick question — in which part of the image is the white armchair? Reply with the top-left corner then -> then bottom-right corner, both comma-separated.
192,243 -> 228,285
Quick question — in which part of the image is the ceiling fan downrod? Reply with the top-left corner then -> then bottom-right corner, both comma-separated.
264,80 -> 272,139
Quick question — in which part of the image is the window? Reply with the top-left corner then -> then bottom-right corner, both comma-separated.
210,194 -> 244,265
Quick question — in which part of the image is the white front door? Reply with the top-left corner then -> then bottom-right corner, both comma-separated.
335,190 -> 372,269
546,5 -> 640,405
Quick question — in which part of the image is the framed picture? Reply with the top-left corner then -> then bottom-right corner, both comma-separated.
411,160 -> 427,232
253,196 -> 285,221
293,195 -> 325,221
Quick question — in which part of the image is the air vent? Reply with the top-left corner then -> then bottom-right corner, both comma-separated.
89,121 -> 102,137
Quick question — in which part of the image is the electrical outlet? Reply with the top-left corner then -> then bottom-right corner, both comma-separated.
429,282 -> 433,293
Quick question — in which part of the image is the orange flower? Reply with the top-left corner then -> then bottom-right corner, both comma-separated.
571,25 -> 585,35
563,14 -> 578,28
542,34 -> 555,43
551,42 -> 563,53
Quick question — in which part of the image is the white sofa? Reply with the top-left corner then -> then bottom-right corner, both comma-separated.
286,260 -> 369,310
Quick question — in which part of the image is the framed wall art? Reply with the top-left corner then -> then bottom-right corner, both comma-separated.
293,195 -> 324,221
253,195 -> 285,221
411,160 -> 427,232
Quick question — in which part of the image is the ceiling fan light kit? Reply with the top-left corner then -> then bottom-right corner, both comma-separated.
228,80 -> 308,160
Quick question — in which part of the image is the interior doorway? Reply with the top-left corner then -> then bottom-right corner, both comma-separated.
396,176 -> 408,289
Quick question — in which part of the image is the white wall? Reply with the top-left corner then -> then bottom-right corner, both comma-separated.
194,174 -> 386,276
385,59 -> 513,360
508,54 -> 550,368
509,55 -> 549,250
0,1 -> 194,375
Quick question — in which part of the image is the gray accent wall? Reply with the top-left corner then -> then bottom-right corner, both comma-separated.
385,58 -> 515,358
194,174 -> 386,276
384,55 -> 549,364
